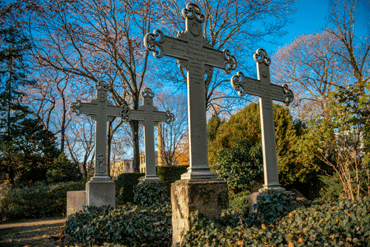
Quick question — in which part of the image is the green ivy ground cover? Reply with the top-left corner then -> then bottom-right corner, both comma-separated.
66,187 -> 370,247
181,196 -> 370,247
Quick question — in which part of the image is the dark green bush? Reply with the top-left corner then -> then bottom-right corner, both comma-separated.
213,139 -> 263,193
180,196 -> 370,246
65,204 -> 172,247
229,190 -> 250,214
157,165 -> 188,189
115,173 -> 144,205
246,190 -> 302,227
46,153 -> 82,184
133,182 -> 170,207
0,181 -> 85,221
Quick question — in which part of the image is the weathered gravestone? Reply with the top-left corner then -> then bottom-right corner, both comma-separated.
144,3 -> 236,245
120,88 -> 175,182
70,81 -> 122,208
230,48 -> 294,212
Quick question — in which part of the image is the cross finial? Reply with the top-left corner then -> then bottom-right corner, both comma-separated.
182,3 -> 205,23
253,48 -> 271,66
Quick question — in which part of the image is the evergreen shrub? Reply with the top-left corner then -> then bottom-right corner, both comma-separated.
213,139 -> 263,193
0,181 -> 85,221
246,190 -> 302,227
115,173 -> 144,205
157,165 -> 188,189
229,190 -> 250,214
133,181 -> 170,207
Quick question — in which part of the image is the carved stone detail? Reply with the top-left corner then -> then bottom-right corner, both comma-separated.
144,29 -> 164,58
230,71 -> 247,97
96,153 -> 105,173
282,84 -> 294,106
166,110 -> 175,124
223,49 -> 237,74
253,48 -> 271,66
70,100 -> 82,115
181,3 -> 205,23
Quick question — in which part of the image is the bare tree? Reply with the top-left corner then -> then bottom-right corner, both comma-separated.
22,0 -> 154,172
155,91 -> 188,166
272,32 -> 346,121
154,0 -> 296,111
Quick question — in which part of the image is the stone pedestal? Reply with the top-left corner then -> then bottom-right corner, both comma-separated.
66,191 -> 86,217
248,189 -> 296,214
86,176 -> 116,207
171,179 -> 228,246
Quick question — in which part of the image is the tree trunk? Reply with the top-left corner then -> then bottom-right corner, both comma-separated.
130,120 -> 140,173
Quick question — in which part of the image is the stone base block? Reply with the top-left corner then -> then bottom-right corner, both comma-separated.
248,189 -> 296,214
66,191 -> 86,217
86,176 -> 116,208
171,179 -> 228,246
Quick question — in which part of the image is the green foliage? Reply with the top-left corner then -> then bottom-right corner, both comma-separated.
229,190 -> 250,214
133,182 -> 170,207
157,165 -> 188,189
180,196 -> 370,246
46,152 -> 82,184
318,175 -> 343,202
0,25 -> 37,185
0,181 -> 85,221
207,113 -> 223,143
209,102 -> 315,186
115,173 -> 144,205
214,139 -> 263,193
65,204 -> 172,247
246,190 -> 302,227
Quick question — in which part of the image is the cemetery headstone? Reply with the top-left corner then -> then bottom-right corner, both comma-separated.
120,88 -> 175,182
144,3 -> 234,244
230,48 -> 294,211
144,3 -> 237,180
70,81 -> 122,207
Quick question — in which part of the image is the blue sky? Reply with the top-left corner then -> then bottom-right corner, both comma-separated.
262,0 -> 370,55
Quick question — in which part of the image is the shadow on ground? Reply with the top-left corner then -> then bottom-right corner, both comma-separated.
0,220 -> 75,247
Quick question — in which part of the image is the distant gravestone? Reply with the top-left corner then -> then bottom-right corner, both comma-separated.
120,88 -> 175,182
144,3 -> 234,244
231,48 -> 294,191
70,81 -> 122,207
144,3 -> 236,179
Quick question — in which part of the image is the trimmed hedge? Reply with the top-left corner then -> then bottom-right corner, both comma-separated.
115,173 -> 144,205
157,165 -> 188,189
0,181 -> 85,221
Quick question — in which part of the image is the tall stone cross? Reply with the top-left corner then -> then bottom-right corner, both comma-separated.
120,88 -> 175,182
70,81 -> 122,178
231,48 -> 294,191
144,3 -> 237,179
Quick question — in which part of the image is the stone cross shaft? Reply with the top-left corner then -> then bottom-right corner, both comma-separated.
70,81 -> 122,178
231,48 -> 294,191
144,3 -> 237,179
121,88 -> 175,182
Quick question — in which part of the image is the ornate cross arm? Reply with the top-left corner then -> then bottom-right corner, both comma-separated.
70,100 -> 82,115
119,88 -> 175,124
230,49 -> 294,106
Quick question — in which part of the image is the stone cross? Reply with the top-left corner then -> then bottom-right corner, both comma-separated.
70,81 -> 122,178
231,48 -> 294,191
144,3 -> 237,179
120,88 -> 175,182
